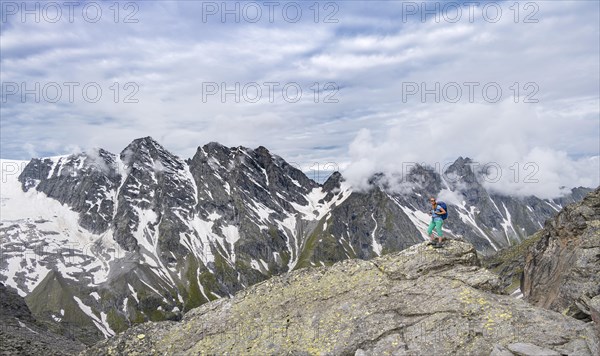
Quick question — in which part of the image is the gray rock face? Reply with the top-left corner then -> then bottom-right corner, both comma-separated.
522,187 -> 600,322
298,188 -> 423,268
590,295 -> 600,339
2,137 -> 592,346
18,150 -> 121,234
507,342 -> 561,356
186,141 -> 321,275
0,282 -> 35,323
113,136 -> 197,254
81,241 -> 598,356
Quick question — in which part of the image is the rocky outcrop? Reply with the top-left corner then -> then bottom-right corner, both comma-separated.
522,187 -> 600,324
82,241 -> 598,356
0,282 -> 84,356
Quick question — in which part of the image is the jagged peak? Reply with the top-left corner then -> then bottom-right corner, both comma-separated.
120,137 -> 185,171
120,137 -> 168,159
322,171 -> 343,191
368,172 -> 387,186
405,164 -> 438,181
453,156 -> 473,165
255,145 -> 270,154
253,146 -> 275,168
203,141 -> 228,150
193,142 -> 234,167
200,143 -> 274,164
125,136 -> 164,150
444,156 -> 478,180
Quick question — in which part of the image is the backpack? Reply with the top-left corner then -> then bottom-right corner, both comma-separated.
437,201 -> 448,220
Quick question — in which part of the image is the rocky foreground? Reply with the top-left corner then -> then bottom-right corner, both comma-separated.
0,282 -> 84,356
83,240 -> 598,355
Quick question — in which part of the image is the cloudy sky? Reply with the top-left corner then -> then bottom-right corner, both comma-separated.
1,0 -> 599,197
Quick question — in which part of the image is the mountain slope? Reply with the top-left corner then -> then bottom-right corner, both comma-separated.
0,282 -> 85,355
0,138 -> 591,343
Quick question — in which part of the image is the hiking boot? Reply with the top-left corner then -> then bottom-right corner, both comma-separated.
433,241 -> 444,248
427,240 -> 437,246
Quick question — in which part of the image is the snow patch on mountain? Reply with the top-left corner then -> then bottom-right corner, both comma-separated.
370,213 -> 382,256
456,203 -> 499,251
500,202 -> 518,245
221,225 -> 241,263
292,182 -> 352,221
73,296 -> 114,339
388,194 -> 431,241
276,214 -> 300,270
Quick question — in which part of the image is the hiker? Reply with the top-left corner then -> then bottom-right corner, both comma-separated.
427,197 -> 446,247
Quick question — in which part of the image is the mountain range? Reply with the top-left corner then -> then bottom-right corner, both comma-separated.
0,136 -> 591,344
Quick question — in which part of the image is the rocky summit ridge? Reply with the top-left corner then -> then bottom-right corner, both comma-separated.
83,239 -> 598,356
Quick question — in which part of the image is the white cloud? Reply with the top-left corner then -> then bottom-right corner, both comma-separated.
437,189 -> 465,206
0,1 -> 598,197
343,98 -> 599,198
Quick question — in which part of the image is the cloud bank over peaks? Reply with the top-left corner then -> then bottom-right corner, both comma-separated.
343,100 -> 599,199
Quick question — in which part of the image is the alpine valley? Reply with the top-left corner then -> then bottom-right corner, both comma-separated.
0,137 -> 591,345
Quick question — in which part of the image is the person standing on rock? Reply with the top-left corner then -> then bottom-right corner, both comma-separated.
427,197 -> 446,247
